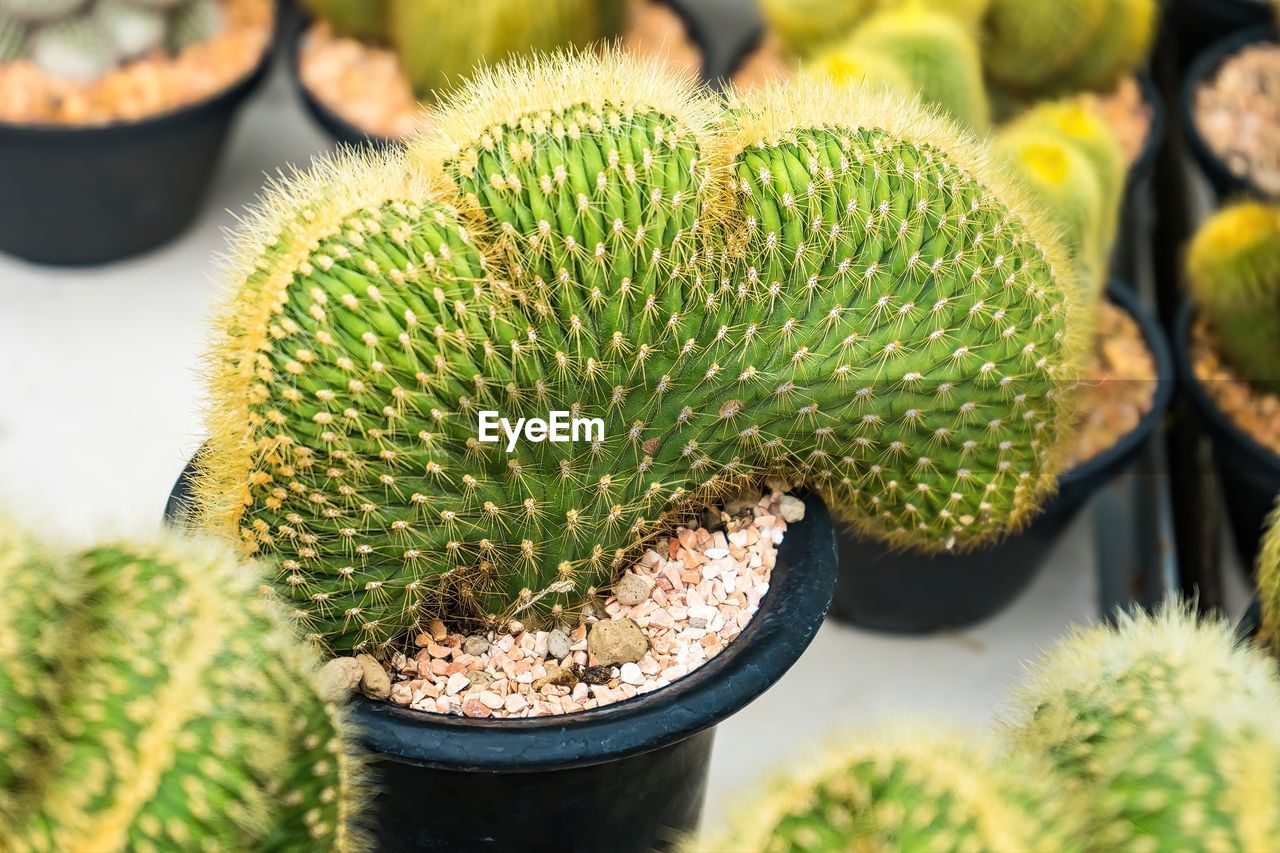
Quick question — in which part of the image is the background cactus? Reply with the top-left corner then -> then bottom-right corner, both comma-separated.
1002,605 -> 1280,849
697,729 -> 1077,851
0,529 -> 363,852
807,5 -> 990,132
1256,498 -> 1280,656
195,52 -> 1079,654
0,0 -> 227,80
1055,0 -> 1158,93
983,0 -> 1106,93
759,0 -> 873,57
1186,201 -> 1280,388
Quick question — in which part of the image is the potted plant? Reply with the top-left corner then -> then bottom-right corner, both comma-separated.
167,49 -> 1084,849
0,0 -> 275,265
0,516 -> 362,850
1179,201 -> 1280,571
290,0 -> 706,146
1183,22 -> 1279,202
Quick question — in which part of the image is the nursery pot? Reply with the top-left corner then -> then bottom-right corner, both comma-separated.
831,284 -> 1174,634
165,469 -> 837,852
290,0 -> 712,149
1183,25 -> 1280,203
0,34 -> 273,266
1172,0 -> 1273,69
1177,303 -> 1280,575
1112,73 -> 1167,288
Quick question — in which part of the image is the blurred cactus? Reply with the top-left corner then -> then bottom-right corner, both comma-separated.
196,51 -> 1079,653
760,0 -> 872,56
698,730 -> 1077,851
984,0 -> 1106,93
0,0 -> 226,81
1259,498 -> 1280,655
0,526 -> 364,851
1003,604 -> 1280,849
1186,201 -> 1280,387
810,5 -> 990,131
1057,0 -> 1157,93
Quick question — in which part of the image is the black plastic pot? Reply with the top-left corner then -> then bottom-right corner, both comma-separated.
831,284 -> 1174,633
165,469 -> 837,852
1112,73 -> 1168,288
290,0 -> 712,148
1183,25 -> 1280,203
0,32 -> 273,266
1172,0 -> 1273,69
1177,303 -> 1280,575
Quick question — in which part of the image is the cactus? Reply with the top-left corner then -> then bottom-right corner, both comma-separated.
760,0 -> 873,57
803,42 -> 912,94
870,0 -> 991,29
0,533 -> 364,852
1186,201 -> 1280,388
1256,498 -> 1280,655
28,16 -> 117,82
984,0 -> 1107,93
1056,0 -> 1157,93
94,0 -> 166,60
819,5 -> 991,132
698,730 -> 1078,851
0,0 -> 86,24
195,51 -> 1079,653
0,11 -> 26,61
1002,604 -> 1280,849
301,0 -> 387,42
167,0 -> 224,53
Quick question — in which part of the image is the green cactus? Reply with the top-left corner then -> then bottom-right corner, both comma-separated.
1186,202 -> 1280,388
300,0 -> 387,42
0,533 -> 364,852
823,5 -> 991,132
1002,604 -> 1280,849
1256,497 -> 1280,655
803,42 -> 912,94
0,0 -> 86,24
759,0 -> 873,57
0,11 -> 26,61
1056,0 -> 1157,93
984,0 -> 1107,93
194,51 -> 1079,654
167,0 -> 224,53
28,16 -> 117,81
697,730 -> 1078,852
870,0 -> 991,28
94,0 -> 166,60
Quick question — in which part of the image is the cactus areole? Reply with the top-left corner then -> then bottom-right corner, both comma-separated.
195,52 -> 1080,655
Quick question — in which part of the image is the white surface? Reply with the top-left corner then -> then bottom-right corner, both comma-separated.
0,60 -> 1108,835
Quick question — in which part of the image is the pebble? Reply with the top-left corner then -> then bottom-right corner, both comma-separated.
355,653 -> 391,700
373,492 -> 788,718
614,572 -> 651,606
427,619 -> 448,642
1196,44 -> 1280,196
318,656 -> 363,701
778,495 -> 806,523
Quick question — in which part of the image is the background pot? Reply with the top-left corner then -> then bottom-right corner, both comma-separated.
1177,303 -> 1280,575
1112,72 -> 1167,288
1172,0 -> 1273,69
831,284 -> 1174,634
165,470 -> 837,852
290,0 -> 712,148
1182,25 -> 1279,203
0,33 -> 273,266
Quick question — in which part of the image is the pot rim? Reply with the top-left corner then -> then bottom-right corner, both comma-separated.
1175,301 -> 1280,478
0,3 -> 277,140
287,0 -> 713,148
1128,71 -> 1166,191
164,473 -> 836,771
1181,23 -> 1280,201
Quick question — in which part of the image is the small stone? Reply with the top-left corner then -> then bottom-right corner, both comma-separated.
355,653 -> 391,700
619,662 -> 645,686
477,690 -> 504,710
546,629 -> 572,661
778,495 -> 806,522
445,672 -> 470,696
465,670 -> 495,689
614,572 -> 650,606
505,693 -> 529,713
462,699 -> 491,718
462,635 -> 490,657
318,657 -> 363,702
587,617 -> 649,665
532,662 -> 577,691
581,664 -> 614,685
426,643 -> 452,659
427,619 -> 448,642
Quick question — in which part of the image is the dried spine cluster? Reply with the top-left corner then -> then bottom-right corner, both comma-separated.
196,51 -> 1081,654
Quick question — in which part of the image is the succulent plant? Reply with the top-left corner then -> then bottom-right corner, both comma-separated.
984,0 -> 1106,93
760,0 -> 873,57
1256,497 -> 1280,655
811,5 -> 990,132
195,51 -> 1079,654
1056,0 -> 1157,93
1002,604 -> 1280,849
1186,201 -> 1280,388
697,729 -> 1078,852
0,528 -> 364,851
803,43 -> 911,94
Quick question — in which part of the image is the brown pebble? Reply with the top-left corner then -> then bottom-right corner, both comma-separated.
614,572 -> 651,606
532,663 -> 578,691
427,619 -> 448,642
462,635 -> 490,656
581,665 -> 614,685
318,657 -> 363,702
587,617 -> 649,665
466,670 -> 495,689
461,699 -> 491,718
355,653 -> 391,700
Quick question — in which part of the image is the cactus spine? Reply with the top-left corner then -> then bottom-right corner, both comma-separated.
699,730 -> 1077,852
0,529 -> 363,852
1186,202 -> 1280,388
196,51 -> 1079,654
1002,605 -> 1280,850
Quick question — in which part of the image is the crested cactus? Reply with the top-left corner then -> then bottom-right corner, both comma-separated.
696,730 -> 1077,851
817,5 -> 991,131
0,531 -> 363,852
984,0 -> 1107,93
1002,604 -> 1280,849
1186,201 -> 1280,387
195,51 -> 1079,654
